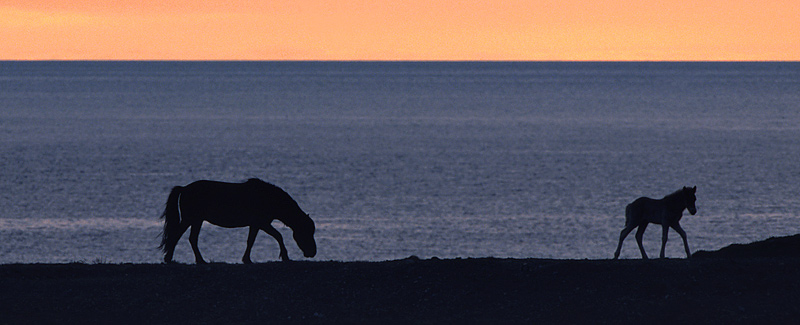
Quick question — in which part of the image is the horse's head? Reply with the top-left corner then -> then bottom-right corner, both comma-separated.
683,186 -> 697,215
292,213 -> 317,258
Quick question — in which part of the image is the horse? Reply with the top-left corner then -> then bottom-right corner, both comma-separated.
158,178 -> 316,264
613,186 -> 697,259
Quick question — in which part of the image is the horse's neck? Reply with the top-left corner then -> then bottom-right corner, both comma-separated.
275,213 -> 302,229
274,216 -> 293,228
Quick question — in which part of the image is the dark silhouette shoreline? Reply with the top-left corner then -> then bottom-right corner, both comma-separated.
2,235 -> 800,324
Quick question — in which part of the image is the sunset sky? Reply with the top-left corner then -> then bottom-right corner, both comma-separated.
1,0 -> 798,61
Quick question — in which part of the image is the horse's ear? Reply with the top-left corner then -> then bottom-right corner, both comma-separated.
692,186 -> 696,192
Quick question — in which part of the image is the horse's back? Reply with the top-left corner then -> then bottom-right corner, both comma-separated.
178,179 -> 303,227
183,180 -> 257,206
183,179 -> 288,201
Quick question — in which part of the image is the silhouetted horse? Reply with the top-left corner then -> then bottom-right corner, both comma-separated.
159,178 -> 316,264
613,186 -> 697,259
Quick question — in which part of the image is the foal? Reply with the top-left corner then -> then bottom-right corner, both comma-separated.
613,186 -> 697,259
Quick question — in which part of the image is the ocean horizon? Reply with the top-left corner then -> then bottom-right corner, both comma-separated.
2,61 -> 799,263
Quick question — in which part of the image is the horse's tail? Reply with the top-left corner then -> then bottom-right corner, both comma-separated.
158,186 -> 183,252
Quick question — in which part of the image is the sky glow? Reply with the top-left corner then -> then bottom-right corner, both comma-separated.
1,1 -> 798,60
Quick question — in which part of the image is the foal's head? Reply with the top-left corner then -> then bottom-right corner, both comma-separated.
683,186 -> 697,215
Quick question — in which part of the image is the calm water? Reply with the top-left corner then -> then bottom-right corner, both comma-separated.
2,61 -> 800,263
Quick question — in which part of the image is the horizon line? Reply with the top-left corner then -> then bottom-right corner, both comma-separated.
3,59 -> 799,63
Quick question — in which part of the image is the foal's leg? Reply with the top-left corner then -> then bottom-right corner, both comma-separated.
242,226 -> 259,264
660,224 -> 669,259
671,223 -> 691,258
188,221 -> 207,264
261,224 -> 290,261
614,225 -> 636,259
635,223 -> 649,259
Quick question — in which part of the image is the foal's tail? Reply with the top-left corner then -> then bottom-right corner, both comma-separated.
623,203 -> 634,227
158,186 -> 183,252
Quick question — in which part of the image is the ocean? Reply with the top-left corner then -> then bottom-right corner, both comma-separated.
1,61 -> 799,263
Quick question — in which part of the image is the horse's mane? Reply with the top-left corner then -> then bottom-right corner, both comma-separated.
246,178 -> 267,185
245,178 -> 304,213
245,178 -> 280,191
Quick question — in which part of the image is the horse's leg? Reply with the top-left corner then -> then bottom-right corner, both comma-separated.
164,221 -> 191,263
242,226 -> 258,264
614,225 -> 636,259
671,223 -> 691,258
188,221 -> 207,264
660,224 -> 669,259
635,223 -> 649,259
261,224 -> 290,261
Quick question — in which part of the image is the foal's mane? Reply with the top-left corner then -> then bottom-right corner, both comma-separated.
663,188 -> 685,199
662,188 -> 693,205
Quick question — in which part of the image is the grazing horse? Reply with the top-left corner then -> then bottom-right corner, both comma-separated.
159,178 -> 316,264
613,186 -> 697,259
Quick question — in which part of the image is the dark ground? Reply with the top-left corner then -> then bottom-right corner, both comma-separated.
2,235 -> 800,324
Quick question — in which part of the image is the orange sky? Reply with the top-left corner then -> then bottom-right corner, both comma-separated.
1,0 -> 798,60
